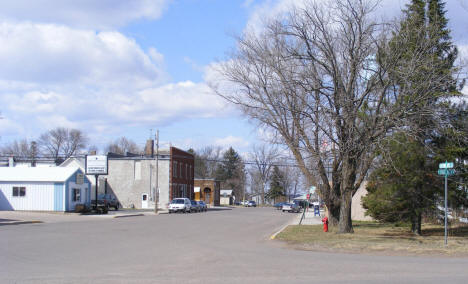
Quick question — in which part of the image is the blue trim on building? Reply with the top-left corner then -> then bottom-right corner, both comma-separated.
54,183 -> 64,211
63,169 -> 91,211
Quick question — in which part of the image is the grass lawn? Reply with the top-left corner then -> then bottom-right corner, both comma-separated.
275,221 -> 468,256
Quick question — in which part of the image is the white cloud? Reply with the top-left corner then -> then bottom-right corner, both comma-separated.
0,0 -> 171,30
0,22 -> 166,88
214,135 -> 250,149
0,20 -> 234,143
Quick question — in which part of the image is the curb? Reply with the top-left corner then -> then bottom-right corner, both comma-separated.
270,223 -> 291,240
0,220 -> 43,226
113,214 -> 145,218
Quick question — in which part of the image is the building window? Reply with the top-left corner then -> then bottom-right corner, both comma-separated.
12,187 -> 26,197
72,188 -> 81,202
180,163 -> 183,179
173,161 -> 178,178
185,164 -> 188,179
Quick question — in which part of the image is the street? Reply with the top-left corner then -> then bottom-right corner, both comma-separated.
1,207 -> 468,283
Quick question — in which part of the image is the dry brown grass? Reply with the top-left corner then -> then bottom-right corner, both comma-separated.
275,221 -> 468,256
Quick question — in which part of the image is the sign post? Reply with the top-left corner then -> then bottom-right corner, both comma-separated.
85,155 -> 108,211
438,161 -> 455,246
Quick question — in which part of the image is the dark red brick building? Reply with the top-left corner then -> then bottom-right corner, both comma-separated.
169,147 -> 194,200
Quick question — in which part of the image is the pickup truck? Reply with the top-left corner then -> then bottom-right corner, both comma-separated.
92,194 -> 120,211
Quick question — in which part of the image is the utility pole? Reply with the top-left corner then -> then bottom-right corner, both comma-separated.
154,130 -> 159,213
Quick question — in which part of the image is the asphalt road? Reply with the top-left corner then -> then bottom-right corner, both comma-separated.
1,207 -> 467,283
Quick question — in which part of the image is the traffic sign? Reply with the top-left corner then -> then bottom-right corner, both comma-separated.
309,186 -> 316,194
439,162 -> 454,169
438,169 -> 455,176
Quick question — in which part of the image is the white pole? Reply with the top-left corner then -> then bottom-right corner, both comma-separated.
154,130 -> 159,213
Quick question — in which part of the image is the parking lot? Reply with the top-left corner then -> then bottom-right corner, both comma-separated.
1,207 -> 468,283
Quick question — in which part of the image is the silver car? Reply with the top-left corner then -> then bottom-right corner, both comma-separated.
282,203 -> 301,213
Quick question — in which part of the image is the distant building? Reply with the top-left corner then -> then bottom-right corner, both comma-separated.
0,167 -> 91,211
220,189 -> 233,205
194,178 -> 220,206
0,156 -> 57,168
351,181 -> 373,221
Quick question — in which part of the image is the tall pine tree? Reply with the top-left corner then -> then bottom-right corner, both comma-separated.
366,0 -> 460,235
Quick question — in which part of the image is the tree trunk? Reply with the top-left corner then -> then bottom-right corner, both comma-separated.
338,190 -> 354,233
411,212 -> 422,235
327,201 -> 340,226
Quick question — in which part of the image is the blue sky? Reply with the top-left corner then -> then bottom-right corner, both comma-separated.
0,0 -> 467,154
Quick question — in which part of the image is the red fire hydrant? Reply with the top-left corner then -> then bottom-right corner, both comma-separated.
322,217 -> 328,232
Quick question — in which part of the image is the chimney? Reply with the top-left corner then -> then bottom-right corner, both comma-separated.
145,139 -> 154,157
90,150 -> 97,155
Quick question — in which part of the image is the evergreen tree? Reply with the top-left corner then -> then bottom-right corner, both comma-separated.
216,147 -> 245,199
366,0 -> 461,235
363,133 -> 440,235
267,166 -> 286,203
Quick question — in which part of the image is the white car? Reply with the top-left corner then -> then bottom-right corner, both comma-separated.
168,198 -> 191,213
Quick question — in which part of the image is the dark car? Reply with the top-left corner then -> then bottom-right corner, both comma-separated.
197,201 -> 207,212
273,202 -> 287,210
190,200 -> 201,212
97,194 -> 119,210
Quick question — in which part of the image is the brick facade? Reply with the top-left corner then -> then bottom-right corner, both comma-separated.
194,179 -> 220,206
169,147 -> 194,201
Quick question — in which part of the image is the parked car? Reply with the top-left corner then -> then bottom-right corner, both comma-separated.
97,193 -> 120,210
273,202 -> 287,210
197,201 -> 207,212
168,198 -> 191,213
190,200 -> 201,213
282,203 -> 301,213
246,201 -> 257,207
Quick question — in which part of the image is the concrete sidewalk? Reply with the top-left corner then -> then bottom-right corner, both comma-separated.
294,209 -> 323,225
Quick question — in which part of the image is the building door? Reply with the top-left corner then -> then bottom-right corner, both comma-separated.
204,188 -> 211,204
142,193 -> 149,209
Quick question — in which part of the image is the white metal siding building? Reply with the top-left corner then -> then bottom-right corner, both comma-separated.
0,167 -> 91,212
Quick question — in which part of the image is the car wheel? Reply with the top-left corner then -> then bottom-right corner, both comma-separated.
282,210 -> 285,212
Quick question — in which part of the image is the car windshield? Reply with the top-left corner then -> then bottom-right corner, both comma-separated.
171,199 -> 184,204
191,201 -> 196,205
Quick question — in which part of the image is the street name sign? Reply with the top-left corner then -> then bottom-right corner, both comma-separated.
439,162 -> 454,169
438,169 -> 455,176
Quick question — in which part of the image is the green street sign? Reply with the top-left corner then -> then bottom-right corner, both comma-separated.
309,186 -> 316,194
438,169 -> 455,176
439,162 -> 454,169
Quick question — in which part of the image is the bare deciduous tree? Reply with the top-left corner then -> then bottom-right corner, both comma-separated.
105,137 -> 141,155
211,0 -> 459,232
249,144 -> 278,204
38,127 -> 88,161
1,139 -> 36,158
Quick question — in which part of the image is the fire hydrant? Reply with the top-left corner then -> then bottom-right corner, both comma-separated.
322,217 -> 328,232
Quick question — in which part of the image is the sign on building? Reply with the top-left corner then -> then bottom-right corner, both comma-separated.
76,173 -> 84,184
85,155 -> 108,175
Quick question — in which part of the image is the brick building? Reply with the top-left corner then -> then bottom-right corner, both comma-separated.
194,178 -> 220,206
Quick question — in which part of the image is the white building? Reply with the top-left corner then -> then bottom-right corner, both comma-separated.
220,189 -> 233,205
0,167 -> 91,212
